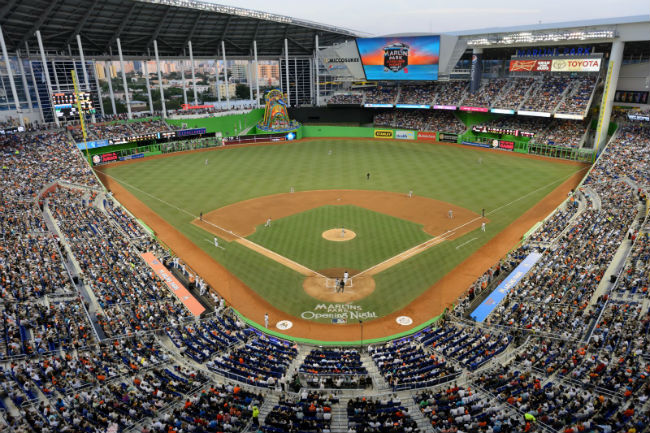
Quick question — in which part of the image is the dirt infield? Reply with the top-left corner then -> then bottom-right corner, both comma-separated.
192,189 -> 483,241
322,228 -> 356,241
95,142 -> 589,343
303,268 -> 375,303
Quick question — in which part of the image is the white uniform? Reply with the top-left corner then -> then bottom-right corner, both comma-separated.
448,209 -> 453,219
265,218 -> 272,227
343,271 -> 349,285
481,222 -> 486,232
408,190 -> 413,198
214,237 -> 219,247
264,313 -> 269,328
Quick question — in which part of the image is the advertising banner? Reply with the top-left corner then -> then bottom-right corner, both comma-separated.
496,140 -> 514,150
374,129 -> 394,139
433,105 -> 457,110
77,139 -> 110,150
554,113 -> 584,120
395,104 -> 430,109
471,252 -> 542,322
460,106 -> 489,112
319,41 -> 366,79
418,131 -> 438,141
509,59 -> 538,72
490,108 -> 515,115
177,128 -> 207,137
364,103 -> 394,108
551,58 -> 601,72
395,130 -> 415,140
92,152 -> 119,165
356,35 -> 440,81
518,110 -> 552,118
140,252 -> 205,317
439,133 -> 458,143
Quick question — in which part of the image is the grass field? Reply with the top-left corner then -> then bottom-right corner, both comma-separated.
247,204 -> 431,271
101,139 -> 584,322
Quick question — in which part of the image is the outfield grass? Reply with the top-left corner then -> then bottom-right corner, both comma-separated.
102,139 -> 584,322
247,205 -> 431,271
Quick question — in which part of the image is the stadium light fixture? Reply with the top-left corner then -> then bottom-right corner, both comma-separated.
467,28 -> 616,46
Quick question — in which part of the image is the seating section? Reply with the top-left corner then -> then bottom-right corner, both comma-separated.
328,93 -> 363,105
263,391 -> 336,433
370,329 -> 460,390
1,107 -> 650,433
347,396 -> 419,432
374,110 -> 466,134
415,385 -> 514,432
299,348 -> 371,389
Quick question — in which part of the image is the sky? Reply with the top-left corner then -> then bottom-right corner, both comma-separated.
209,0 -> 649,35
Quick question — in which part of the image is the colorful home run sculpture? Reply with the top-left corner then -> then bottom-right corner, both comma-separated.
257,89 -> 300,132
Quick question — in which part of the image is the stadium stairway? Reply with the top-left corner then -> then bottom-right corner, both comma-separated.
403,394 -> 435,433
590,201 -> 646,306
329,396 -> 349,433
249,391 -> 279,432
360,352 -> 391,391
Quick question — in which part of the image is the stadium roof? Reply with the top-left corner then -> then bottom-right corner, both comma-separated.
0,0 -> 359,59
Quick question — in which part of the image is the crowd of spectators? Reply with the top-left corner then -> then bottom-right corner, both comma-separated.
347,395 -> 419,433
415,384 -> 516,432
520,75 -> 571,113
491,77 -> 537,110
369,328 -> 460,390
433,81 -> 469,106
263,391 -> 335,432
374,110 -> 466,134
364,86 -> 399,104
2,103 -> 650,433
461,79 -> 509,108
299,348 -> 371,389
533,119 -> 588,148
143,382 -> 264,433
397,85 -> 437,105
556,76 -> 598,115
328,93 -> 364,105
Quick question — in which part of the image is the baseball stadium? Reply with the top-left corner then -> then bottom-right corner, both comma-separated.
0,0 -> 649,431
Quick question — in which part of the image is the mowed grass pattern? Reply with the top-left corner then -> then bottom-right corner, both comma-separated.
103,139 -> 585,321
248,205 -> 431,271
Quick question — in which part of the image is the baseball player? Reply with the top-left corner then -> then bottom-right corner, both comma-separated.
264,313 -> 269,328
213,237 -> 219,248
265,217 -> 272,227
448,209 -> 453,219
408,190 -> 413,198
343,270 -> 349,286
481,222 -> 486,232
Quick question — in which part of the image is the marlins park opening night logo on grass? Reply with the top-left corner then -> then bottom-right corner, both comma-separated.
301,304 -> 378,321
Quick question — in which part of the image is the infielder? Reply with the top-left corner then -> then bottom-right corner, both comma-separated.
264,313 -> 269,328
265,217 -> 272,227
448,209 -> 453,219
213,237 -> 219,248
481,222 -> 486,232
408,190 -> 413,198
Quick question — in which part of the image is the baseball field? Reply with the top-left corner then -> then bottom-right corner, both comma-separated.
96,138 -> 588,343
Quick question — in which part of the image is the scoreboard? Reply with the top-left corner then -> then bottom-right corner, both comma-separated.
53,92 -> 96,119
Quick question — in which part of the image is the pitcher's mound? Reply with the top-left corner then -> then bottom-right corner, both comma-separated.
322,228 -> 356,242
303,268 -> 375,302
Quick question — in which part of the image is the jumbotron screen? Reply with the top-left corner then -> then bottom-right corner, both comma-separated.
355,36 -> 440,81
53,92 -> 96,119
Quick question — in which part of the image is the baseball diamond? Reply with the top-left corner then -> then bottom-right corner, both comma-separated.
96,137 -> 586,339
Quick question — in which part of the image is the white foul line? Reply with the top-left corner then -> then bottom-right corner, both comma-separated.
456,237 -> 478,250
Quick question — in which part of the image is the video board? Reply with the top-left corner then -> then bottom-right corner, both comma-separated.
355,36 -> 440,81
53,92 -> 95,120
